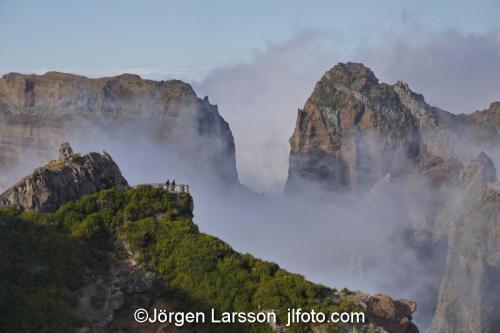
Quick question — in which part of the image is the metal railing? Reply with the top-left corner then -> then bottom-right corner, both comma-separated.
135,183 -> 190,193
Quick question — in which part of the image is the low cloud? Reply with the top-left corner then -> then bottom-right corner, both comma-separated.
196,26 -> 500,192
195,31 -> 340,193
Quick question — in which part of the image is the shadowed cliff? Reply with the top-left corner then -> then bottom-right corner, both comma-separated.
0,72 -> 238,191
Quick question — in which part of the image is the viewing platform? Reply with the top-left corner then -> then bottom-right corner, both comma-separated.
134,183 -> 190,193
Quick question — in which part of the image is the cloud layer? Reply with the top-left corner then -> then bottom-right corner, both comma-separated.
197,27 -> 500,192
196,31 -> 340,192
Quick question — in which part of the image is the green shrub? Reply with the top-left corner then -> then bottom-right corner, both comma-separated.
0,186 -> 356,333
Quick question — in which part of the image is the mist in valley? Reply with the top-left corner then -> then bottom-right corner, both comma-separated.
0,120 -> 458,330
194,25 -> 500,330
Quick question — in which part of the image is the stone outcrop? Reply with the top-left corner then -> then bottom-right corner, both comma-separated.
0,71 -> 238,190
0,142 -> 128,212
285,62 -> 500,194
286,63 -> 421,193
354,293 -> 419,333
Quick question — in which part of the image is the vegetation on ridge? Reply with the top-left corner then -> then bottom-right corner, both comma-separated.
0,186 -> 358,332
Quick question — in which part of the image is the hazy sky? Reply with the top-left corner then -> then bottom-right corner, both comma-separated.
1,0 -> 499,76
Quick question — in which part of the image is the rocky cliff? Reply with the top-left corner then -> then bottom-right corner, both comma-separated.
286,62 -> 499,193
286,63 -> 421,193
0,72 -> 237,189
430,154 -> 500,333
0,142 -> 128,212
286,62 -> 500,332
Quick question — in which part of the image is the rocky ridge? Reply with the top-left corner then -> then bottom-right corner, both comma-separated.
286,63 -> 421,193
285,62 -> 500,333
0,142 -> 128,212
429,154 -> 500,333
80,259 -> 420,333
286,62 -> 499,193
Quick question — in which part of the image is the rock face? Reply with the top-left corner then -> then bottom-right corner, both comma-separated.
0,72 -> 237,189
287,63 -> 420,193
430,155 -> 500,333
75,256 -> 165,332
286,62 -> 499,194
286,62 -> 500,332
0,143 -> 128,212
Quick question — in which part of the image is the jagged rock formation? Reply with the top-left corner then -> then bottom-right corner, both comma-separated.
286,62 -> 500,332
0,142 -> 128,212
0,71 -> 237,190
287,63 -> 420,193
354,293 -> 418,333
286,62 -> 499,193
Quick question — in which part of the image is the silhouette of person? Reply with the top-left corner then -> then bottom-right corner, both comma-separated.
171,180 -> 176,191
165,179 -> 170,190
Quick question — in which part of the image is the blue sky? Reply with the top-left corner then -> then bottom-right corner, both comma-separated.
1,0 -> 499,76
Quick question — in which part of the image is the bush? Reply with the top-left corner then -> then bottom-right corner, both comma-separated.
0,186 -> 356,332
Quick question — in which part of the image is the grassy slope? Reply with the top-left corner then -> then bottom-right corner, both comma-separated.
0,186 -> 358,333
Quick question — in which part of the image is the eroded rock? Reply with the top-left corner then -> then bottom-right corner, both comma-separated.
0,142 -> 128,212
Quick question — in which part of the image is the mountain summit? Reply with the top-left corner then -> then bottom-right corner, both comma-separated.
287,62 -> 421,193
0,142 -> 128,212
286,62 -> 500,333
286,62 -> 500,194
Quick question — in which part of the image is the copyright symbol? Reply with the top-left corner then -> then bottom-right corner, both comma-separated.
134,308 -> 149,323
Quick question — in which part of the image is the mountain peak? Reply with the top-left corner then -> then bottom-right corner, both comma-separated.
0,143 -> 128,212
288,62 -> 420,193
324,62 -> 379,91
